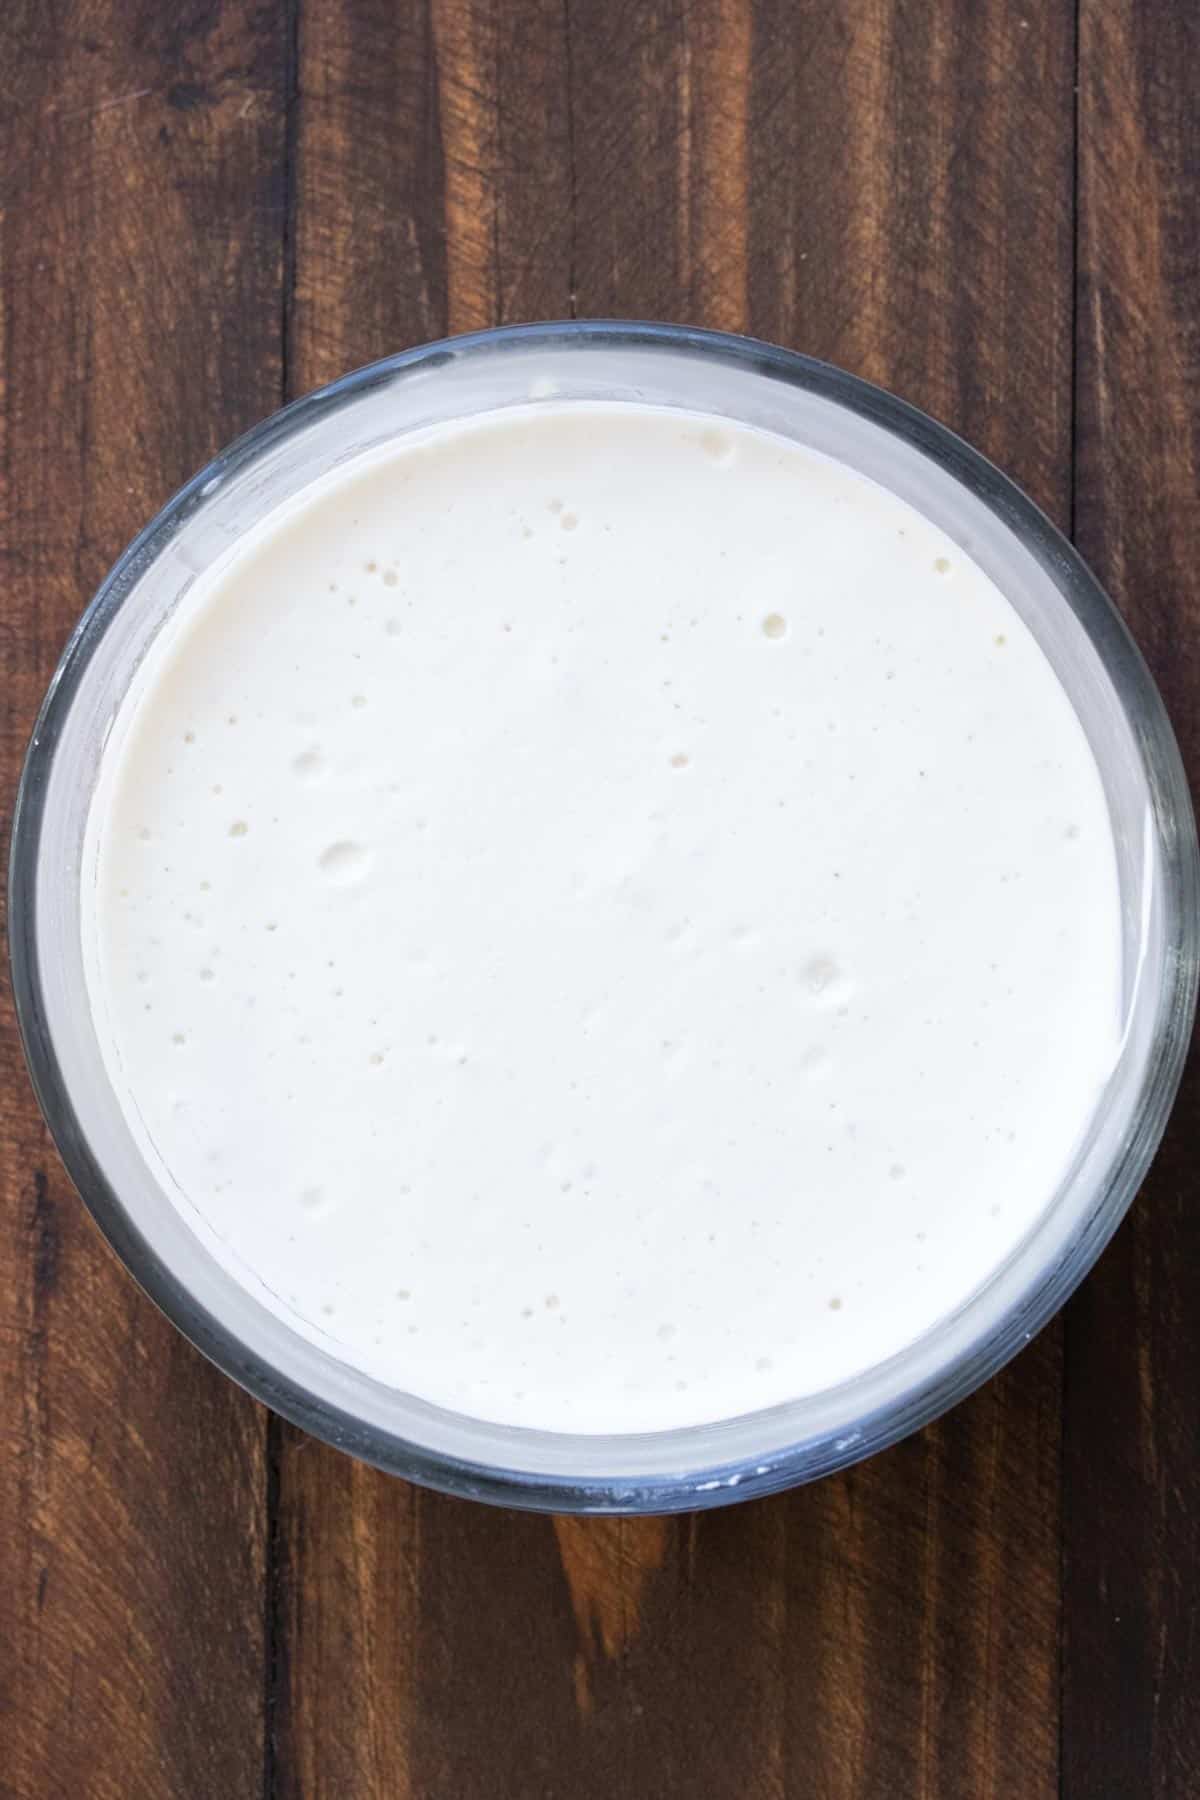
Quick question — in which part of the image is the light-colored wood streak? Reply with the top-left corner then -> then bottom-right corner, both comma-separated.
553,1516 -> 671,1667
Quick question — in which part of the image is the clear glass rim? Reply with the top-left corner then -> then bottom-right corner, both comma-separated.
10,320 -> 1198,1513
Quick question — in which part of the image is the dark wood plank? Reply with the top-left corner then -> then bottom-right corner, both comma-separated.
275,3 -> 1074,1796
1064,4 -> 1200,1794
0,6 -> 284,1796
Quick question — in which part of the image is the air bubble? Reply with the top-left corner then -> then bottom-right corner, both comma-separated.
699,427 -> 734,464
318,840 -> 372,884
803,956 -> 840,995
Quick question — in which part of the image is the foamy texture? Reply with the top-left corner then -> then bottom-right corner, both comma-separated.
83,404 -> 1123,1432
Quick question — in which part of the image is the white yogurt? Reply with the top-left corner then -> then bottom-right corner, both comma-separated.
82,403 -> 1123,1432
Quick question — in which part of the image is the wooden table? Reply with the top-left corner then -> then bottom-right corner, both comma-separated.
2,4 -> 1197,1795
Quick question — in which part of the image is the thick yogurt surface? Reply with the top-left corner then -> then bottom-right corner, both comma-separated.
83,403 -> 1123,1432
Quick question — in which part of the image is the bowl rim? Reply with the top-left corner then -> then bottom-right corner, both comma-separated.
10,319 -> 1198,1513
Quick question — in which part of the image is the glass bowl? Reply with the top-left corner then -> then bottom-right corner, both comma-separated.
10,322 -> 1197,1512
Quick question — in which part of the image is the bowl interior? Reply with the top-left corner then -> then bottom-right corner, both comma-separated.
12,324 -> 1197,1510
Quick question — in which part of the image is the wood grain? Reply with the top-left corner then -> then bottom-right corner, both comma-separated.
8,2 -> 1194,1795
0,4 -> 282,1797
1065,2 -> 1200,1794
274,3 -> 1074,1797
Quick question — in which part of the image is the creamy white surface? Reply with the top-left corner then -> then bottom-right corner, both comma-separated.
84,403 -> 1123,1432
